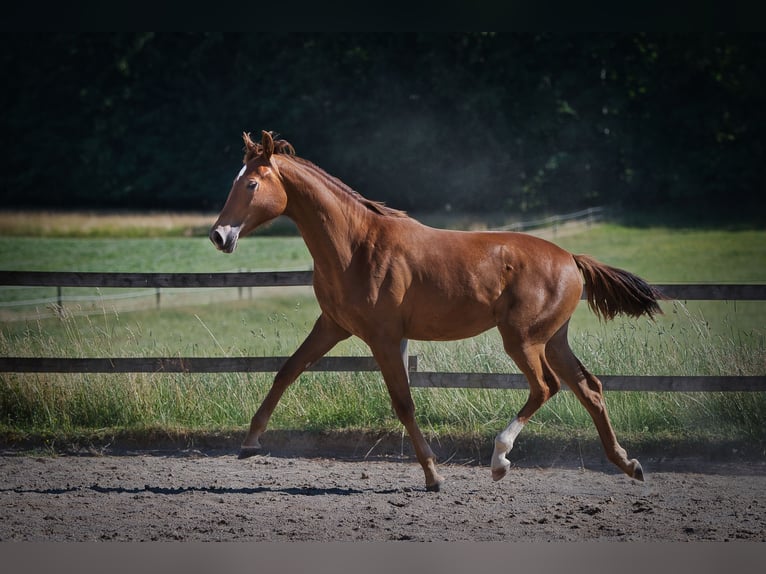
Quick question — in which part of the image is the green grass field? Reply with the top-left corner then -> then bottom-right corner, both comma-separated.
1,216 -> 764,452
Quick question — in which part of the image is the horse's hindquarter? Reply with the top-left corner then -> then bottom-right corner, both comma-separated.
486,232 -> 584,342
410,232 -> 582,340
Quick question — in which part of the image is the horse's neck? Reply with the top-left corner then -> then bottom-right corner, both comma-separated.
280,159 -> 370,270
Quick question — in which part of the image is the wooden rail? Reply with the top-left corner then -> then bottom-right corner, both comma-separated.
409,373 -> 764,392
0,356 -> 417,374
0,270 -> 313,288
0,357 -> 760,392
1,271 -> 765,301
1,271 -> 764,392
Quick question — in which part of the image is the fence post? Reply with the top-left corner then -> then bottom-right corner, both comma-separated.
55,285 -> 63,317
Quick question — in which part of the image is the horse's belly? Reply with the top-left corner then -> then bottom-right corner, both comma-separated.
404,304 -> 496,341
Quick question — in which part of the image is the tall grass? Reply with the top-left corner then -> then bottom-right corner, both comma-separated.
0,296 -> 388,434
1,295 -> 763,446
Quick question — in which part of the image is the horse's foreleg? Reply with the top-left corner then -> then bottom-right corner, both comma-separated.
372,340 -> 444,492
239,313 -> 350,458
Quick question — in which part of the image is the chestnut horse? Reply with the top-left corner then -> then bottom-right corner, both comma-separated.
210,131 -> 663,492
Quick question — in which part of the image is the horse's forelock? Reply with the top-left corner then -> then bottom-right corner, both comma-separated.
242,131 -> 295,163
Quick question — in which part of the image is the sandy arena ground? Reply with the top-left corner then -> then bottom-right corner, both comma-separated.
1,441 -> 764,542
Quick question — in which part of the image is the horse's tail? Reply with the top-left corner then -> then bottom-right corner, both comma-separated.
573,254 -> 665,321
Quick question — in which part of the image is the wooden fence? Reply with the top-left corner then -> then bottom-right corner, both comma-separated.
1,270 -> 764,392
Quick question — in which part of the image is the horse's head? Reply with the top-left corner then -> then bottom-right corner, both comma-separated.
209,130 -> 291,253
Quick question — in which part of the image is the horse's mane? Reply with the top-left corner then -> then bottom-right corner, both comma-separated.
242,132 -> 407,219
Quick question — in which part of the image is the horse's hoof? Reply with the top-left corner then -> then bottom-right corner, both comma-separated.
238,446 -> 262,460
491,461 -> 511,482
426,481 -> 443,493
631,459 -> 645,482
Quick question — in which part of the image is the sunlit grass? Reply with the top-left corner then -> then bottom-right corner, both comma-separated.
553,224 -> 766,282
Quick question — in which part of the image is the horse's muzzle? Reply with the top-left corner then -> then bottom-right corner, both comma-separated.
209,225 -> 241,254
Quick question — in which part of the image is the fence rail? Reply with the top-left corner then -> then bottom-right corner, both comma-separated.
409,373 -> 763,392
491,206 -> 605,232
1,271 -> 765,301
1,270 -> 764,392
0,356 -> 417,374
0,270 -> 314,289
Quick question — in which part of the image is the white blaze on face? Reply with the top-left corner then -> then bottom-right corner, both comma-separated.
234,164 -> 247,183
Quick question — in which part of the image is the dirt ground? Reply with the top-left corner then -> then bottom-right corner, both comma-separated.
1,437 -> 764,542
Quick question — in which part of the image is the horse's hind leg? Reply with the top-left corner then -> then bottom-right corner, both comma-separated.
546,323 -> 644,481
491,336 -> 561,482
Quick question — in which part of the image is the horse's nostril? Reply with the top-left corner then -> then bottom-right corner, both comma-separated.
210,228 -> 226,249
209,224 -> 240,253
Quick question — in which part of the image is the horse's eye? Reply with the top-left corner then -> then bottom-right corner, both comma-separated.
247,181 -> 259,191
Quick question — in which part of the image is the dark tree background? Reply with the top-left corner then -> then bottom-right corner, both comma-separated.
1,33 -> 763,221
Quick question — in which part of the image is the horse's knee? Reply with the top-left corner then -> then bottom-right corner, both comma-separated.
583,388 -> 606,416
585,375 -> 603,395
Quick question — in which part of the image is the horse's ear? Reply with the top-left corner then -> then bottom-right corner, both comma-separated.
242,131 -> 258,158
261,130 -> 275,161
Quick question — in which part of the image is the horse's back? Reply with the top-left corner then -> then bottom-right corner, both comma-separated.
401,222 -> 578,280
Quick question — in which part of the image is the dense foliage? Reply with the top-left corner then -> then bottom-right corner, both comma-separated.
1,33 -> 763,220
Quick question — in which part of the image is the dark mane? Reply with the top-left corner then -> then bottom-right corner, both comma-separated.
243,131 -> 407,219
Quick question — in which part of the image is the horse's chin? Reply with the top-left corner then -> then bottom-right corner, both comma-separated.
221,241 -> 237,254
